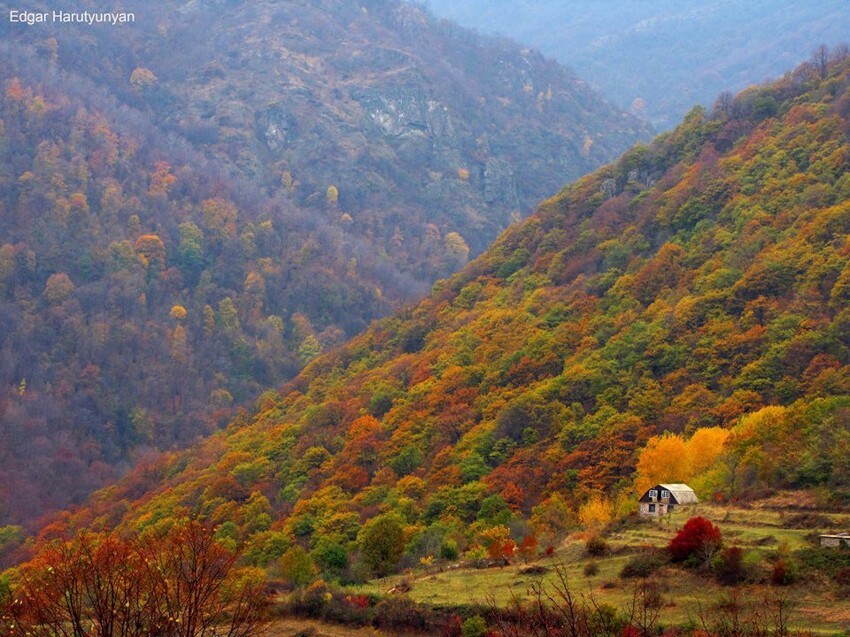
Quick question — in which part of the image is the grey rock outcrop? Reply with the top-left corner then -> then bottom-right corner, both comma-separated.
354,86 -> 453,140
256,105 -> 298,152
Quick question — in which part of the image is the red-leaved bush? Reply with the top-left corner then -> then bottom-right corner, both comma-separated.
668,516 -> 722,564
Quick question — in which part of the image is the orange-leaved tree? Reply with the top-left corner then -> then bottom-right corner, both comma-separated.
0,521 -> 268,637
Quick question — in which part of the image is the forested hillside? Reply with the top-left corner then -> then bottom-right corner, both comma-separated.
14,50 -> 850,578
0,59 -> 400,527
2,0 -> 650,259
0,0 -> 648,528
425,0 -> 850,129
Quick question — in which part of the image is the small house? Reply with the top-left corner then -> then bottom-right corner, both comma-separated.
819,533 -> 850,548
638,483 -> 698,517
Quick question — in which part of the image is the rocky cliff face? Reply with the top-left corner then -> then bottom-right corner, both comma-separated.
354,86 -> 451,139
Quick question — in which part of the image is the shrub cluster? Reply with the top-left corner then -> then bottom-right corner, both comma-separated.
585,535 -> 608,557
712,546 -> 745,585
620,549 -> 667,578
281,580 -> 491,634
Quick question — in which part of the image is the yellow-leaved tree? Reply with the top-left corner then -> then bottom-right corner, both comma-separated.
634,427 -> 730,495
578,494 -> 614,530
687,427 -> 732,475
326,184 -> 339,207
129,67 -> 158,90
634,434 -> 689,495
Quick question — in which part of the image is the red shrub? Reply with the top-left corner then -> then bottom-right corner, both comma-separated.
518,535 -> 538,562
771,559 -> 797,585
345,594 -> 370,609
714,545 -> 744,584
668,516 -> 722,564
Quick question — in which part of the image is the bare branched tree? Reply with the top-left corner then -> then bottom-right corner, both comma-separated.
712,91 -> 735,120
812,44 -> 830,79
624,580 -> 663,637
486,563 -> 623,637
831,43 -> 850,63
696,588 -> 798,637
484,563 -> 805,637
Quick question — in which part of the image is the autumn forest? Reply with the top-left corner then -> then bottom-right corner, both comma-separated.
3,1 -> 850,636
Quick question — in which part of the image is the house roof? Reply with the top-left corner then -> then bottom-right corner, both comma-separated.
658,484 -> 699,504
640,483 -> 699,505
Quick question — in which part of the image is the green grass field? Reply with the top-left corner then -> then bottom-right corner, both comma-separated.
350,503 -> 850,634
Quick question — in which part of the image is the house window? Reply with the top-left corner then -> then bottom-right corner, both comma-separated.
648,504 -> 656,513
648,489 -> 658,500
661,489 -> 670,499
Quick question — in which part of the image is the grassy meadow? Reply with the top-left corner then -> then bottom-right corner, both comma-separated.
349,502 -> 850,634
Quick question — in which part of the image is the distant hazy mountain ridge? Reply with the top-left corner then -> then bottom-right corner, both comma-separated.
424,0 -> 850,129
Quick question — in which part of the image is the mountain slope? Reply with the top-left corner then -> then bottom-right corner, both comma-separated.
0,54 -> 409,528
14,53 -> 850,570
3,0 -> 650,261
425,0 -> 850,129
0,0 -> 649,528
